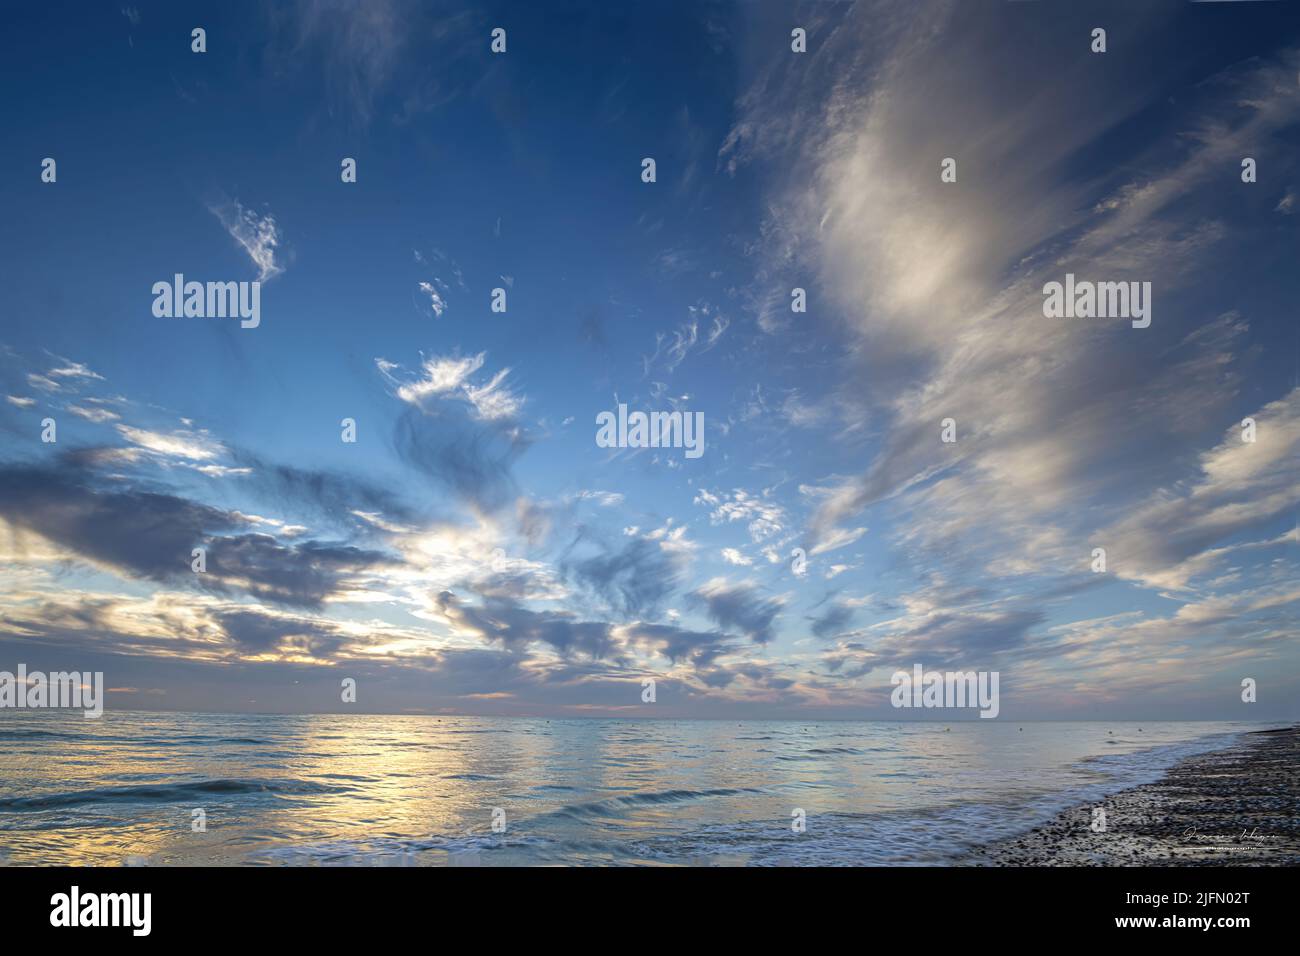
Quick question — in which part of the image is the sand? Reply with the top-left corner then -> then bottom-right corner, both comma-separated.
965,726 -> 1300,866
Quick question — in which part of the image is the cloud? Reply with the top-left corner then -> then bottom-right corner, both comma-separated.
391,407 -> 530,514
0,464 -> 391,609
641,305 -> 729,377
809,525 -> 866,556
564,530 -> 686,621
418,281 -> 447,317
214,607 -> 350,655
208,199 -> 285,281
229,454 -> 424,535
0,463 -> 232,576
810,602 -> 855,640
573,490 -> 625,507
67,405 -> 120,424
691,578 -> 784,644
116,424 -> 221,461
3,3 -> 1295,720
694,488 -> 785,542
377,351 -> 523,422
272,0 -> 411,127
376,352 -> 530,512
726,4 -> 1299,600
884,606 -> 1045,663
47,361 -> 103,382
434,591 -> 616,660
820,585 -> 1045,679
201,535 -> 394,609
621,621 -> 734,667
1097,388 -> 1300,589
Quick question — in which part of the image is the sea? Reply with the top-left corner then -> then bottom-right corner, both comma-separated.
0,712 -> 1278,866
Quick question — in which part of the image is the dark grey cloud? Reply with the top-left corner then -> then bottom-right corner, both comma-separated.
857,604 -> 1047,672
214,608 -> 349,655
810,601 -> 855,640
392,405 -> 531,513
562,532 -> 684,621
822,642 -> 876,680
691,580 -> 783,644
230,451 -> 424,533
0,463 -> 234,577
622,621 -> 734,667
894,608 -> 1044,660
436,590 -> 617,660
203,534 -> 391,608
0,462 -> 392,609
696,668 -> 736,688
731,662 -> 795,690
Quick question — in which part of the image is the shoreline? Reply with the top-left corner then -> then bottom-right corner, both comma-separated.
965,726 -> 1300,866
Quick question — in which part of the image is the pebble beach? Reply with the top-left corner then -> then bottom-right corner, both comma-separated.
967,726 -> 1300,866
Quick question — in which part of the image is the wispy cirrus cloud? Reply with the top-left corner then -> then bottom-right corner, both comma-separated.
726,3 -> 1299,594
376,351 -> 523,422
208,198 -> 285,281
66,405 -> 120,424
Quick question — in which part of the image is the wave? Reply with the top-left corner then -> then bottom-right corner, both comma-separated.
553,787 -> 764,819
777,745 -> 868,760
0,777 -> 346,812
0,730 -> 273,747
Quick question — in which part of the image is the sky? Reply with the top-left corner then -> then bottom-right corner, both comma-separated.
0,0 -> 1297,720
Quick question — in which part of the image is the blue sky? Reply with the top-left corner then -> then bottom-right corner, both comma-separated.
1,0 -> 1297,719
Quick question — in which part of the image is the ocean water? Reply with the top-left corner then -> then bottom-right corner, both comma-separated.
0,712 -> 1275,866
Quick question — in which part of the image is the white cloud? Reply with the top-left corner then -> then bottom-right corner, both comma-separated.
67,405 -> 120,424
463,367 -> 522,421
809,526 -> 867,556
376,351 -> 523,421
737,14 -> 1300,585
47,361 -> 104,382
573,490 -> 625,507
418,281 -> 447,317
645,520 -> 697,554
209,199 -> 284,281
189,464 -> 253,478
1097,388 -> 1300,590
116,425 -> 222,461
695,488 -> 785,542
